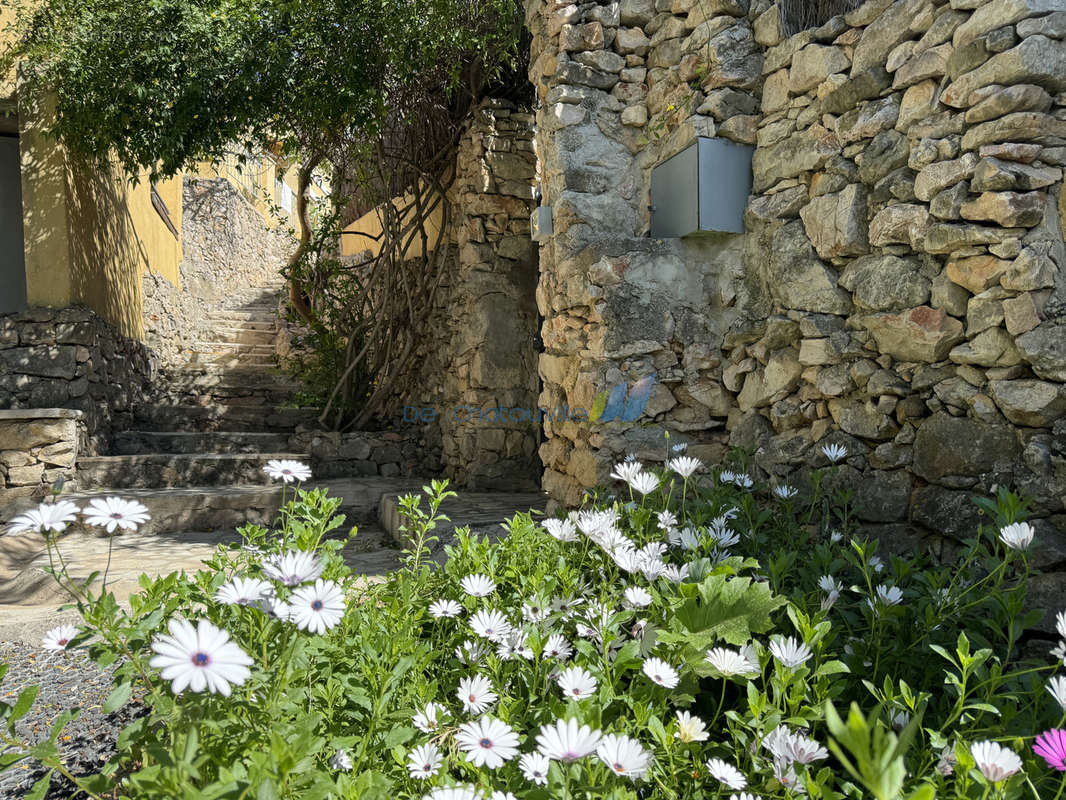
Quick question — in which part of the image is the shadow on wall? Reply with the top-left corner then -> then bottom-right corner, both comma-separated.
66,161 -> 149,341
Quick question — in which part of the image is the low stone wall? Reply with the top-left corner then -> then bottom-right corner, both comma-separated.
300,429 -> 441,480
0,409 -> 85,506
0,307 -> 151,453
143,176 -> 294,368
524,0 -> 1066,608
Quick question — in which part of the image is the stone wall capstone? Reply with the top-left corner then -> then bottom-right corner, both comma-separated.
0,409 -> 84,506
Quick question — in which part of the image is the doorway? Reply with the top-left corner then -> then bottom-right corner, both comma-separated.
0,134 -> 27,314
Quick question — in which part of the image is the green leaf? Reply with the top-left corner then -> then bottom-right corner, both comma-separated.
7,685 -> 39,732
671,574 -> 787,646
24,769 -> 52,800
102,682 -> 132,714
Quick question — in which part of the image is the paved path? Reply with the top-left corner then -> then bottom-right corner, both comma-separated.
0,524 -> 403,645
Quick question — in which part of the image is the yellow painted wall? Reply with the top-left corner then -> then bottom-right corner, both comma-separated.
340,184 -> 445,260
17,83 -> 184,340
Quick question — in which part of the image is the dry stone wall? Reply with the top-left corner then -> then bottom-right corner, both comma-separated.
0,409 -> 85,506
0,306 -> 151,454
526,0 -> 1066,600
400,100 -> 542,491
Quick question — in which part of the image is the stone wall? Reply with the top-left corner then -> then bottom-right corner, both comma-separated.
298,429 -> 440,480
525,0 -> 1066,586
400,100 -> 542,491
0,306 -> 151,454
143,176 -> 294,367
0,409 -> 84,506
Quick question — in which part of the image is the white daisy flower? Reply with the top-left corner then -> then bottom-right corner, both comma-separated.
425,788 -> 481,800
551,595 -> 584,618
460,573 -> 496,597
490,793 -> 517,800
662,563 -> 689,583
672,442 -> 688,452
772,485 -> 797,500
575,509 -> 618,539
544,518 -> 579,542
770,728 -> 829,764
413,701 -> 448,733
729,795 -> 759,800
597,734 -> 652,780
628,472 -> 661,496
769,636 -> 812,669
429,599 -> 463,618
830,529 -> 844,543
731,473 -> 753,489
1057,609 -> 1066,639
288,579 -> 345,634
536,717 -> 602,762
330,749 -> 353,771
522,599 -> 548,622
719,470 -> 736,484
818,575 -> 842,594
970,740 -> 1023,783
668,456 -> 703,478
611,460 -> 644,485
520,751 -> 550,784
706,757 -> 747,790
821,443 -> 847,463
542,633 -> 572,660
1048,676 -> 1066,711
705,647 -> 759,676
657,510 -> 678,531
874,584 -> 903,606
42,624 -> 79,652
556,665 -> 597,700
407,743 -> 443,779
613,547 -> 643,574
148,618 -> 253,696
708,525 -> 740,549
262,550 -> 322,587
263,459 -> 312,483
867,555 -> 884,573
496,631 -> 533,661
256,595 -> 293,621
623,586 -> 653,608
674,710 -> 709,743
215,577 -> 273,607
8,500 -> 81,534
83,497 -> 150,533
455,638 -> 489,665
999,522 -> 1035,551
458,674 -> 497,713
890,710 -> 911,731
470,609 -> 513,642
455,716 -> 520,769
678,527 -> 701,551
642,657 -> 679,688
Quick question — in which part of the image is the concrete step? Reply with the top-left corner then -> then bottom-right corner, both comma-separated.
133,404 -> 322,432
113,430 -> 294,455
380,489 -> 549,549
2,478 -> 425,536
77,453 -> 310,489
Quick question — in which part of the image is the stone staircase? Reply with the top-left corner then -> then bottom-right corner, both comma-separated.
2,280 -> 548,578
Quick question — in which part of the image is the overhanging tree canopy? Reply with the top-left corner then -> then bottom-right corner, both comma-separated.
5,0 -> 526,427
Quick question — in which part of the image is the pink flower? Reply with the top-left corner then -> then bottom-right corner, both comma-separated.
1035,729 -> 1066,771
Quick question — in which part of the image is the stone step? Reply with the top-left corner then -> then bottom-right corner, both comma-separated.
210,326 -> 281,346
113,430 -> 294,455
185,352 -> 277,369
1,478 -> 425,536
77,453 -> 310,489
380,489 -> 549,549
188,342 -> 277,356
203,317 -> 279,332
133,404 -> 322,432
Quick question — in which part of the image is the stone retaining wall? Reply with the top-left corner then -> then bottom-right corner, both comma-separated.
0,307 -> 151,454
399,100 -> 542,491
525,0 -> 1066,603
300,429 -> 438,480
0,409 -> 85,506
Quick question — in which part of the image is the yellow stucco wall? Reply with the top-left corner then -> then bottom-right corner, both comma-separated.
340,183 -> 445,259
17,83 -> 184,340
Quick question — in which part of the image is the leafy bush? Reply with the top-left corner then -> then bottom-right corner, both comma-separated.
2,451 -> 1065,800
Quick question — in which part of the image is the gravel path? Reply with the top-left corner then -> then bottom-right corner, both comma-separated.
0,644 -> 143,799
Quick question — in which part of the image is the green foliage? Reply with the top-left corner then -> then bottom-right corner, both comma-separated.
4,0 -> 524,181
0,463 -> 1060,799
